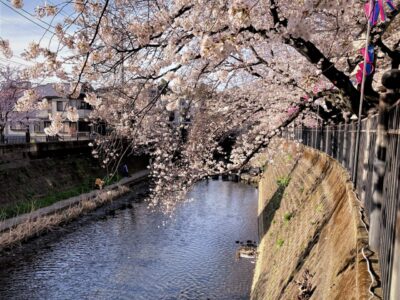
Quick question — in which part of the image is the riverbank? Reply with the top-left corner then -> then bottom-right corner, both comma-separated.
0,170 -> 149,251
0,142 -> 149,218
251,142 -> 381,299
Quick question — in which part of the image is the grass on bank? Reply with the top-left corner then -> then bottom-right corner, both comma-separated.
0,174 -> 122,221
0,186 -> 129,249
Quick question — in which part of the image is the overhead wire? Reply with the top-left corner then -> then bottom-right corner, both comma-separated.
0,0 -> 56,35
0,0 -> 77,66
0,57 -> 32,67
4,0 -> 58,28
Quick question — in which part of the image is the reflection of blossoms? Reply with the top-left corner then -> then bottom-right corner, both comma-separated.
44,113 -> 63,136
66,106 -> 79,122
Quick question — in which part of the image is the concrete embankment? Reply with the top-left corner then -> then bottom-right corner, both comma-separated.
251,143 -> 379,299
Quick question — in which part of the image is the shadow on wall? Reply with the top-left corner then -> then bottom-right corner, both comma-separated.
258,161 -> 298,240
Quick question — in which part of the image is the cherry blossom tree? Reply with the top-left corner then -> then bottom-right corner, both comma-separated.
5,0 -> 400,213
0,66 -> 31,143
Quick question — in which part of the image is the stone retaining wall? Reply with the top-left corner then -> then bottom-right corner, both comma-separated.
251,142 -> 379,299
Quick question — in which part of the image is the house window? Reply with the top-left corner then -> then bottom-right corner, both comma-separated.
10,122 -> 27,131
34,122 -> 44,133
57,101 -> 64,111
79,101 -> 92,110
10,122 -> 26,131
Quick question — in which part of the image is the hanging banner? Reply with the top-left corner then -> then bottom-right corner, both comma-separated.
356,63 -> 374,84
365,0 -> 397,25
360,45 -> 375,63
355,0 -> 398,85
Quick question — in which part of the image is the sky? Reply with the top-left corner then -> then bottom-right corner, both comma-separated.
0,0 -> 74,68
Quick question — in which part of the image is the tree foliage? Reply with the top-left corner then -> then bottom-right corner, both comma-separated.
1,0 -> 399,212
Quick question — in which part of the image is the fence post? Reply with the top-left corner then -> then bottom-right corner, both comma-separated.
342,123 -> 347,166
317,122 -> 321,150
338,123 -> 343,163
359,118 -> 371,207
349,122 -> 356,177
325,125 -> 329,155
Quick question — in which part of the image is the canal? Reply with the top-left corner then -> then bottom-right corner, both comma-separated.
0,179 -> 258,300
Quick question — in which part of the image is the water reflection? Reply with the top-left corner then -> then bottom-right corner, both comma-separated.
0,180 -> 258,300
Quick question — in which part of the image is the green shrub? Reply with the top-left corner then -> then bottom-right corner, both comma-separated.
276,238 -> 285,248
283,212 -> 293,223
277,176 -> 291,187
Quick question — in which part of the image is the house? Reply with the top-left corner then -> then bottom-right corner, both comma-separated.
168,98 -> 193,127
4,83 -> 94,143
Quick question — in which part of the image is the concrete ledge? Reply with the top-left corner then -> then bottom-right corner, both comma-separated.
0,169 -> 149,233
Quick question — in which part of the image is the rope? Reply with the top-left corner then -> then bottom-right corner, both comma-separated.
356,192 -> 380,299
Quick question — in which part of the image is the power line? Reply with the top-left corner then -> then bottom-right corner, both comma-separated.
0,2 -> 77,68
0,57 -> 32,67
0,0 -> 56,35
2,0 -> 78,43
5,0 -> 58,29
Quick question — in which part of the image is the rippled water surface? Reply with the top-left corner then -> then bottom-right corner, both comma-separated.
0,180 -> 258,300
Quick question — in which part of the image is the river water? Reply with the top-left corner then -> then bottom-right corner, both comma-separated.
0,180 -> 258,300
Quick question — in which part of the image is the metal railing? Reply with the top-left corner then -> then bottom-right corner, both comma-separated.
0,136 -> 27,145
282,103 -> 400,299
1,133 -> 93,145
